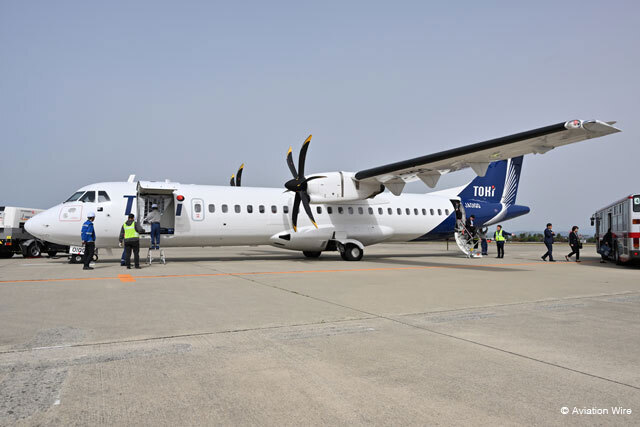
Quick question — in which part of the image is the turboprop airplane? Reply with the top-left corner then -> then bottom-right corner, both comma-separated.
25,119 -> 620,261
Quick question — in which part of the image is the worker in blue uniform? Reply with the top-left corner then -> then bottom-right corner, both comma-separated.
81,212 -> 96,270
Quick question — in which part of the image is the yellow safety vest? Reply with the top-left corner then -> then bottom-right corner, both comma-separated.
123,222 -> 139,239
495,229 -> 505,241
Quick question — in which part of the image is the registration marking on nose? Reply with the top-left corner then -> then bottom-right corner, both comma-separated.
117,274 -> 136,283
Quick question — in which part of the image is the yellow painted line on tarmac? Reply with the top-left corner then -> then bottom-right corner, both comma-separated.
0,260 -> 583,285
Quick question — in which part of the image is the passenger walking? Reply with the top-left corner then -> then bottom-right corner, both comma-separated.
144,204 -> 162,250
119,214 -> 145,269
494,225 -> 512,258
478,227 -> 489,255
565,226 -> 581,262
455,204 -> 464,232
81,212 -> 96,270
541,223 -> 556,262
465,215 -> 478,252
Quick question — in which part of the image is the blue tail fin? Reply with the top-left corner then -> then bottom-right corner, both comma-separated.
458,156 -> 523,205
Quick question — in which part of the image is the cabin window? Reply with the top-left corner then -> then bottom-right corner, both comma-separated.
397,208 -> 402,215
338,207 -> 344,214
358,207 -> 364,214
430,209 -> 434,215
247,205 -> 253,213
79,191 -> 95,203
65,191 -> 85,203
414,208 -> 419,215
438,209 -> 442,215
194,203 -> 202,213
98,191 -> 111,202
445,209 -> 449,215
235,205 -> 241,213
222,204 -> 228,213
317,206 -> 322,214
406,208 -> 411,215
368,207 -> 374,215
271,205 -> 277,213
422,208 -> 427,215
208,204 -> 215,213
378,207 -> 383,215
348,207 -> 354,215
259,205 -> 265,213
388,208 -> 393,215
327,206 -> 333,214
283,206 -> 289,214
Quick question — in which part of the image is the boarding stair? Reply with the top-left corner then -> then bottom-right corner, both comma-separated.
454,222 -> 482,258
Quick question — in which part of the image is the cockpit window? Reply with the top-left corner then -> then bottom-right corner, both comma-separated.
98,191 -> 111,202
79,191 -> 96,203
65,191 -> 85,203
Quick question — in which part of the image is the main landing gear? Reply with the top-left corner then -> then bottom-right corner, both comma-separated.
340,243 -> 364,261
300,240 -> 365,262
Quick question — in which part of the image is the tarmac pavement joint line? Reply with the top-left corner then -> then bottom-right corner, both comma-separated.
0,316 -> 379,356
228,269 -> 640,392
0,259 -> 584,285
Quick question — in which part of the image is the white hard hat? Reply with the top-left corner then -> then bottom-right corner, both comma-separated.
87,211 -> 96,218
151,203 -> 158,208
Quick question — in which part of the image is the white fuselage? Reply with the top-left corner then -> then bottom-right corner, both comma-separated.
26,181 -> 456,250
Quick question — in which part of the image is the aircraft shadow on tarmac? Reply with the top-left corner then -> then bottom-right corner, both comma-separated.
40,251 -> 535,272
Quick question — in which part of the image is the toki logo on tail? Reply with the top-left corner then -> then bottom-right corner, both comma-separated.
459,156 -> 523,205
458,155 -> 529,226
472,185 -> 496,198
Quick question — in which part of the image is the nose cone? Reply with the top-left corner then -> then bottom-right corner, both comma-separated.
25,211 -> 49,240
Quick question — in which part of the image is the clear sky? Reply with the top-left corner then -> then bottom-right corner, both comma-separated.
1,1 -> 638,233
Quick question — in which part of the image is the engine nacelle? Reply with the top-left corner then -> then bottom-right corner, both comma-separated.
306,172 -> 384,203
269,225 -> 335,251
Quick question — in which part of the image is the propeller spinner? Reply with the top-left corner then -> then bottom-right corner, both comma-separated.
229,164 -> 244,187
284,135 -> 324,232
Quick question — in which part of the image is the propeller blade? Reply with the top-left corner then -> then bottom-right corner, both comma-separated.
286,146 -> 298,178
236,164 -> 244,187
298,135 -> 312,178
230,174 -> 235,186
291,192 -> 301,232
299,191 -> 318,228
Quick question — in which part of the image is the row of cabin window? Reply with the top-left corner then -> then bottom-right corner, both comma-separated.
203,204 -> 449,217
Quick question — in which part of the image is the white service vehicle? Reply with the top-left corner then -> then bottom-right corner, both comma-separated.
0,206 -> 68,258
26,119 -> 621,261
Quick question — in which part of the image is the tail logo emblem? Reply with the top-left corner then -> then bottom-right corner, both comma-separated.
473,185 -> 495,198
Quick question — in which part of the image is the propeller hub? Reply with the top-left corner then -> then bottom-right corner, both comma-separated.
284,178 -> 306,192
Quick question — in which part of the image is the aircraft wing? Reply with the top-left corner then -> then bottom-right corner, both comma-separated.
354,119 -> 620,195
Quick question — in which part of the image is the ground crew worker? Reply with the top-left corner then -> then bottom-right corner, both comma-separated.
541,223 -> 556,262
119,213 -> 145,269
144,204 -> 162,250
494,225 -> 511,258
81,212 -> 96,270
